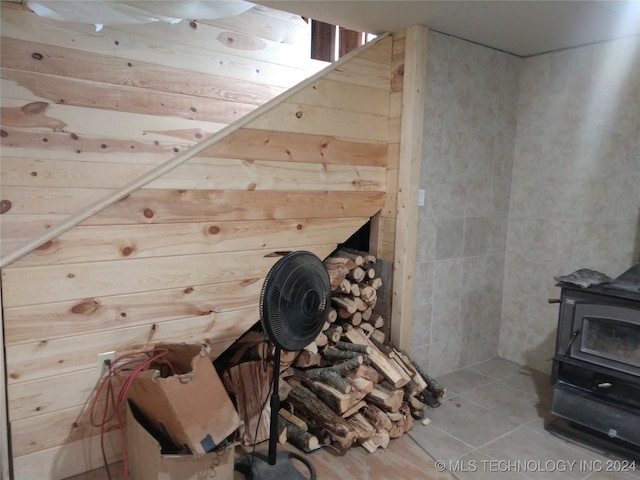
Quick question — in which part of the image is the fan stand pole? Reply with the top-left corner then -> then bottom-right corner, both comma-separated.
234,346 -> 317,480
267,346 -> 282,465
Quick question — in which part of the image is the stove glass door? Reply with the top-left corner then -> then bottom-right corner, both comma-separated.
582,316 -> 640,367
572,303 -> 640,377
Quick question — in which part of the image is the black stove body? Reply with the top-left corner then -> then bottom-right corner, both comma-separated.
551,284 -> 640,452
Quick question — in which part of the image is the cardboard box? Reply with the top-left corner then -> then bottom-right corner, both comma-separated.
126,404 -> 235,480
125,343 -> 241,455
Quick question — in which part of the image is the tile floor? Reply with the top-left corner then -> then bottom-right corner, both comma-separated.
409,357 -> 640,480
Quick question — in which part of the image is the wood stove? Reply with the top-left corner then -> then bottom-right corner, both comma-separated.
550,281 -> 640,457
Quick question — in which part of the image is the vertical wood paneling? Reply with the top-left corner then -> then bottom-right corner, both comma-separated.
390,26 -> 429,352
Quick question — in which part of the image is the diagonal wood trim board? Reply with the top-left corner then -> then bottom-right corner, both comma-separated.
0,32 -> 390,269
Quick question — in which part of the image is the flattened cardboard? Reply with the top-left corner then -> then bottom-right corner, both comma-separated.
125,344 -> 241,455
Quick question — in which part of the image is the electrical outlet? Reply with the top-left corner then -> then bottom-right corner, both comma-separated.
97,351 -> 116,378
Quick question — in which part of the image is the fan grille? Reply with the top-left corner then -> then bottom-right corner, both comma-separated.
260,251 -> 331,351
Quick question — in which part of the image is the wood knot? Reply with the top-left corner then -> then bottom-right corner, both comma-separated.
184,287 -> 194,294
120,312 -> 127,318
100,144 -> 107,149
71,300 -> 98,314
22,101 -> 49,114
207,225 -> 220,235
67,273 -> 76,278
32,52 -> 43,60
189,21 -> 197,29
121,246 -> 134,256
295,111 -> 303,119
143,208 -> 154,218
0,199 -> 12,214
297,224 -> 303,230
36,240 -> 53,251
70,133 -> 79,140
0,130 -> 7,137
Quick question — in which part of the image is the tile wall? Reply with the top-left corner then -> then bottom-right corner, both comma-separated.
412,32 -> 639,377
411,32 -> 520,376
501,36 -> 640,373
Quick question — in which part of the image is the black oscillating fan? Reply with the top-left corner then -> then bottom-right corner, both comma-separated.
234,250 -> 331,480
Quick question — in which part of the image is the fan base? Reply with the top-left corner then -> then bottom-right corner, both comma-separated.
234,450 -> 316,480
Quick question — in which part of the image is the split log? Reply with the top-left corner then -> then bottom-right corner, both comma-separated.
337,279 -> 352,294
324,261 -> 351,291
350,311 -> 363,326
362,404 -> 392,432
322,347 -> 363,363
307,367 -> 352,393
348,413 -> 376,441
394,347 -> 447,401
280,350 -> 299,372
342,399 -> 367,418
362,254 -> 377,268
369,313 -> 385,329
353,364 -> 382,383
366,383 -> 404,412
406,394 -> 427,419
327,308 -> 338,323
359,322 -> 375,335
279,408 -> 308,432
278,422 -> 288,444
368,277 -> 383,290
335,341 -> 371,355
361,307 -> 373,321
345,375 -> 374,396
387,421 -> 404,439
279,379 -> 292,401
347,267 -> 366,283
334,248 -> 364,266
222,361 -> 272,446
360,428 -> 390,453
309,381 -> 354,414
324,255 -> 357,270
350,283 -> 360,297
332,296 -> 358,314
370,329 -> 386,345
315,332 -> 328,348
389,348 -> 428,396
294,350 -> 322,368
359,284 -> 378,305
286,383 -> 357,449
399,403 -> 414,433
325,325 -> 343,343
345,328 -> 410,389
279,417 -> 319,452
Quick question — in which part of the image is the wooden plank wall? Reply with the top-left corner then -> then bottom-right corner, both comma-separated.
0,3 -> 399,478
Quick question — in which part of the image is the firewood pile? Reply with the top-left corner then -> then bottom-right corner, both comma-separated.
220,248 -> 446,455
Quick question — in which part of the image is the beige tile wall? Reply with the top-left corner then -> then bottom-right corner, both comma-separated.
501,36 -> 640,374
413,32 -> 639,377
412,32 -> 520,376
